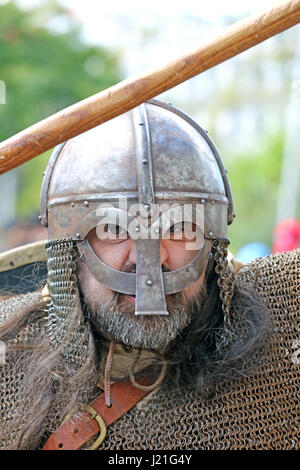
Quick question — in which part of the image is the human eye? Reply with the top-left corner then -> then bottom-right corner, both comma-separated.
166,222 -> 197,241
165,221 -> 184,239
104,224 -> 128,241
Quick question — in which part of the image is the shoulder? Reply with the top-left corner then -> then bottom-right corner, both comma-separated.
236,249 -> 299,349
236,248 -> 300,296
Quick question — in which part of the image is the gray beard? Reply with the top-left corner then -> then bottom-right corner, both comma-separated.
84,293 -> 195,352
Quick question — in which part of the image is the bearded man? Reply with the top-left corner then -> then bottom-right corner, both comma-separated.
0,100 -> 299,450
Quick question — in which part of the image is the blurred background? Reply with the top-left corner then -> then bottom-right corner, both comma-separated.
0,0 -> 300,262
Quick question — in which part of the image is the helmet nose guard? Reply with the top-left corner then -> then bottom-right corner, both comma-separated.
75,205 -> 212,315
40,100 -> 234,316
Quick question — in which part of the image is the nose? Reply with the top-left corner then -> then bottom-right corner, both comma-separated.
128,239 -> 168,267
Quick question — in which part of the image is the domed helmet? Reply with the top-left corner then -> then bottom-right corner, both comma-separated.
40,99 -> 234,317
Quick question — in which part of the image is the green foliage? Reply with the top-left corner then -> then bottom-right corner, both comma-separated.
0,0 -> 122,217
227,133 -> 284,253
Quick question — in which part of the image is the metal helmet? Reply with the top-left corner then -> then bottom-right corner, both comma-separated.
40,99 -> 234,316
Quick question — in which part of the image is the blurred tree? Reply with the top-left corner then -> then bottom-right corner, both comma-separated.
0,0 -> 122,220
227,133 -> 288,253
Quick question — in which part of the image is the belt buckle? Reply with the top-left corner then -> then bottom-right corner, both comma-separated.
61,404 -> 107,450
80,404 -> 107,450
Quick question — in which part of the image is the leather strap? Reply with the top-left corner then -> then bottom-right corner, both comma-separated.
42,373 -> 154,450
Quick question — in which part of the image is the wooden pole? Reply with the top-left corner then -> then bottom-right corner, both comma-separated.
1,0 -> 300,174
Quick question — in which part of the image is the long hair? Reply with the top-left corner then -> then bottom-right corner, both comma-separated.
165,256 -> 271,397
0,290 -> 99,450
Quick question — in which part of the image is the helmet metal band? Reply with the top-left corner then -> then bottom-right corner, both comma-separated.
76,204 -> 212,315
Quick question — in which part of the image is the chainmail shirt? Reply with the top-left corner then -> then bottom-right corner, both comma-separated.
0,249 -> 299,450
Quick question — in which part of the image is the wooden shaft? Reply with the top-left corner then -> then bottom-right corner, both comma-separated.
1,0 -> 300,174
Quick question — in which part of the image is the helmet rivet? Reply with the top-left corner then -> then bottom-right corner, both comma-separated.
208,231 -> 213,237
144,204 -> 151,211
71,202 -> 75,207
84,201 -> 89,207
76,233 -> 81,239
135,226 -> 140,232
146,280 -> 153,286
154,228 -> 160,234
142,159 -> 148,164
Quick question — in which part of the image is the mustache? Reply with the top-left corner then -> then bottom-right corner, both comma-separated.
120,264 -> 172,274
81,263 -> 206,351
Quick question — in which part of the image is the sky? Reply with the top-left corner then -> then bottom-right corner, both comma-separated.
12,0 -> 279,48
6,0 -> 290,80
56,0 -> 278,47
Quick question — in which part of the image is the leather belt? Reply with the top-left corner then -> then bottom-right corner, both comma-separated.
42,374 -> 154,450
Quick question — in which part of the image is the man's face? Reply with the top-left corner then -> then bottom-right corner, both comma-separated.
78,224 -> 207,351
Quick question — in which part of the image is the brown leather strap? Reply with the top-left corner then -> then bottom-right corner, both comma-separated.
42,373 -> 154,450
